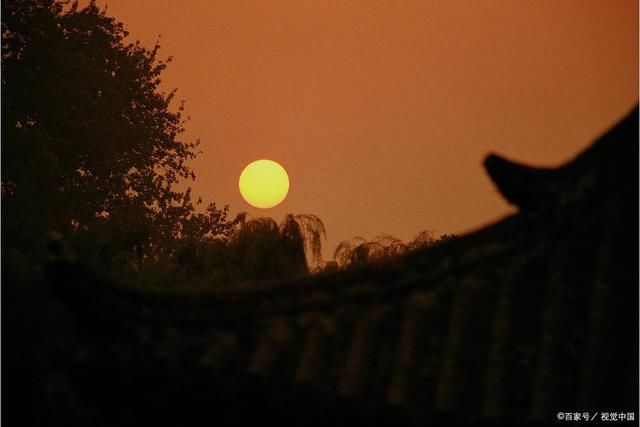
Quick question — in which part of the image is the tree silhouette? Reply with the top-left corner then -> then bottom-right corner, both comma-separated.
1,0 -> 234,259
333,231 -> 458,269
282,213 -> 326,271
226,214 -> 326,283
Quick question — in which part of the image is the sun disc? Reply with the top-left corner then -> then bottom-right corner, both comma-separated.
239,159 -> 290,209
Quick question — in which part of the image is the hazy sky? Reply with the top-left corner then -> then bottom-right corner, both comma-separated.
97,0 -> 637,259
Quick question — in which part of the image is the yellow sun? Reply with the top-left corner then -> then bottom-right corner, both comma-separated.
239,159 -> 290,209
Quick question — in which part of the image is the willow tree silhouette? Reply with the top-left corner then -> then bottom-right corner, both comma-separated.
333,231 -> 457,269
229,213 -> 326,282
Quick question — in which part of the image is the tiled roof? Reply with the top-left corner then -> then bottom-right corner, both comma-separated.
46,107 -> 639,426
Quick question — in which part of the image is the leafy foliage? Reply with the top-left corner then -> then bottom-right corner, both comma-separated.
282,213 -> 326,271
137,214 -> 327,290
1,0 -> 235,261
332,231 -> 458,269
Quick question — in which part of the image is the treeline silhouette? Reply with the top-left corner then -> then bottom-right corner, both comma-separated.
329,232 -> 457,272
2,0 -> 455,292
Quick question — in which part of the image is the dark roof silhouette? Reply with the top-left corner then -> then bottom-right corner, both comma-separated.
46,106 -> 639,426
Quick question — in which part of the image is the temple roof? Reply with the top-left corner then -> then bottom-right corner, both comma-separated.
46,106 -> 639,426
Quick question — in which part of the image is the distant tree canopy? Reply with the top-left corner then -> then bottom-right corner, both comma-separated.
127,214 -> 327,291
1,0 -> 235,259
332,231 -> 457,270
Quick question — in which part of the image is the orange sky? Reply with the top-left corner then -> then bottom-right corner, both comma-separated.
97,0 -> 637,260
